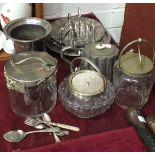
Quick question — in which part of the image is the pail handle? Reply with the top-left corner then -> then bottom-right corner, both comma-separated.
70,57 -> 102,75
61,45 -> 81,64
10,56 -> 54,71
118,38 -> 155,69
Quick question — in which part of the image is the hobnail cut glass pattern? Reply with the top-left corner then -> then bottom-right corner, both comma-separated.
113,65 -> 155,109
58,77 -> 115,118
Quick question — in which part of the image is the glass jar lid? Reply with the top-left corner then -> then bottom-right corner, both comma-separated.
67,70 -> 106,97
120,52 -> 153,76
4,51 -> 57,86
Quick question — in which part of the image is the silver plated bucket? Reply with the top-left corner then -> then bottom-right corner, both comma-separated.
4,17 -> 52,53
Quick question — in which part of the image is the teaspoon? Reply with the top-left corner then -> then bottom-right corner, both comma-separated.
3,128 -> 60,143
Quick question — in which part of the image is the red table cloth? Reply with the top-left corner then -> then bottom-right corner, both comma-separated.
0,56 -> 155,152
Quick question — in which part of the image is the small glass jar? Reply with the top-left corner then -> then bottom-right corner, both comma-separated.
4,52 -> 57,117
58,57 -> 115,118
113,38 -> 155,109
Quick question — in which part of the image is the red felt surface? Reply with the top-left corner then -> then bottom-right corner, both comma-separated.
0,58 -> 154,152
23,127 -> 147,152
1,3 -> 155,152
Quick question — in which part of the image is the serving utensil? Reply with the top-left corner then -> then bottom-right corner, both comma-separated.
24,117 -> 70,137
3,128 -> 60,143
24,116 -> 80,132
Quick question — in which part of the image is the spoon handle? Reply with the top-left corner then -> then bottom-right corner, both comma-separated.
41,113 -> 80,132
50,122 -> 80,132
38,115 -> 80,132
26,127 -> 59,135
36,117 -> 61,143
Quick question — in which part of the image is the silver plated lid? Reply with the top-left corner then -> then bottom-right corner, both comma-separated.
67,57 -> 107,97
120,52 -> 153,76
117,38 -> 155,77
68,70 -> 106,97
4,51 -> 57,86
84,42 -> 119,58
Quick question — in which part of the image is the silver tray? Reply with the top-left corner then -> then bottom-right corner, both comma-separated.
50,16 -> 110,47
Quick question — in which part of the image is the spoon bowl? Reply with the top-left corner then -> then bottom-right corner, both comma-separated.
41,113 -> 51,123
3,130 -> 25,142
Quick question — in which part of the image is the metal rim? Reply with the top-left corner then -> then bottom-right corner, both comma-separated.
67,70 -> 107,97
4,17 -> 52,43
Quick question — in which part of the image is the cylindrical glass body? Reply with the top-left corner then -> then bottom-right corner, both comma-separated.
113,64 -> 155,109
5,72 -> 57,117
4,51 -> 57,117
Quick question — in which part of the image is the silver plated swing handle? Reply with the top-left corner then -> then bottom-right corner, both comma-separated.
70,57 -> 102,74
118,38 -> 155,68
61,46 -> 81,64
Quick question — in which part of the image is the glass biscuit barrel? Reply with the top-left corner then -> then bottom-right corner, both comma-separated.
58,57 -> 115,118
4,52 -> 57,117
113,38 -> 155,109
